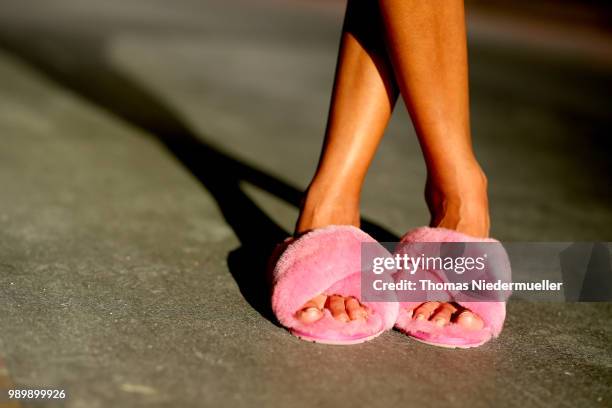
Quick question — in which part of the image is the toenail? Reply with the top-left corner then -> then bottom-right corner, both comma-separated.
416,314 -> 425,320
434,318 -> 445,327
460,313 -> 473,321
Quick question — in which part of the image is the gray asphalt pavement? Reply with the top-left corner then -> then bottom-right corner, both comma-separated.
0,0 -> 610,407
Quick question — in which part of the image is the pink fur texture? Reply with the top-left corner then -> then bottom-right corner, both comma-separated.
394,227 -> 510,348
270,225 -> 399,344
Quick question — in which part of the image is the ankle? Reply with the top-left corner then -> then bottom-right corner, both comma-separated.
425,157 -> 487,197
425,162 -> 490,237
295,182 -> 361,234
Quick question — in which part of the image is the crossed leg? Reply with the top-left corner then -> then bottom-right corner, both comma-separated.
296,0 -> 486,330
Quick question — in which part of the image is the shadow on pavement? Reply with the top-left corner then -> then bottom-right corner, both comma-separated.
0,29 -> 398,323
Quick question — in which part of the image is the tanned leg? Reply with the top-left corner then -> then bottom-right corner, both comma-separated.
295,0 -> 398,324
378,0 -> 487,329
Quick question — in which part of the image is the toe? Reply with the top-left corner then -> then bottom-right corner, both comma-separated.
297,307 -> 323,323
296,295 -> 326,324
430,303 -> 458,327
327,295 -> 350,322
345,297 -> 367,321
412,302 -> 440,321
455,310 -> 484,330
311,294 -> 328,310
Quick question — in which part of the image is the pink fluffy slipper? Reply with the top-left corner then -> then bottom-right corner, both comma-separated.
393,227 -> 511,348
270,225 -> 399,345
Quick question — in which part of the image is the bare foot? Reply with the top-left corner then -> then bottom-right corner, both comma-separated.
295,163 -> 489,328
295,182 -> 367,324
415,161 -> 489,328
